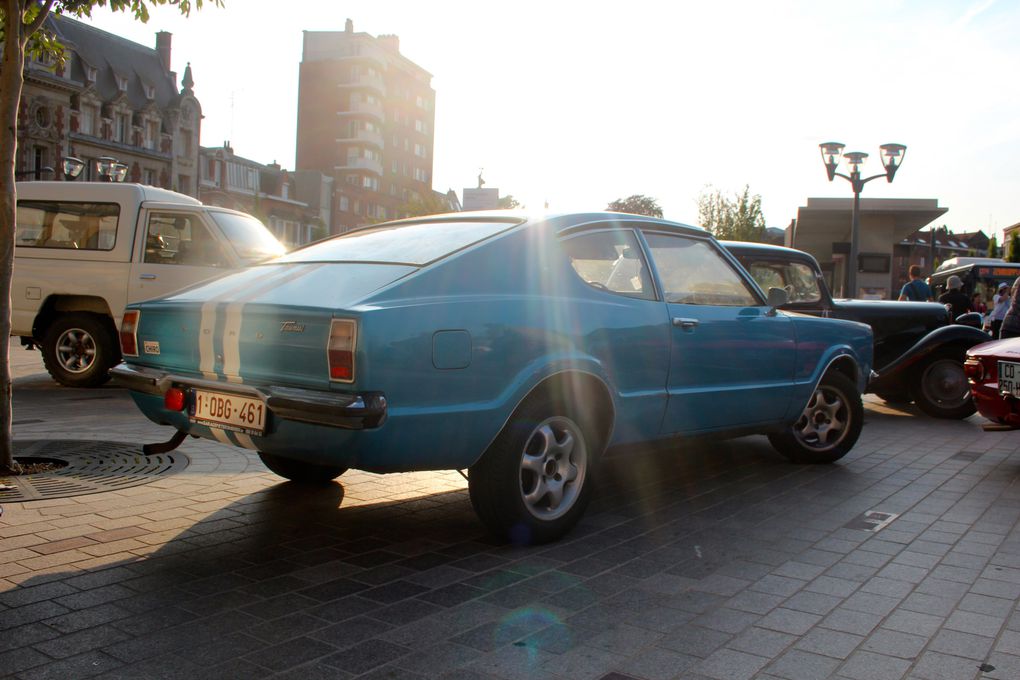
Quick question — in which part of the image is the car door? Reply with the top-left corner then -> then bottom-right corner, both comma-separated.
128,210 -> 234,303
642,231 -> 798,433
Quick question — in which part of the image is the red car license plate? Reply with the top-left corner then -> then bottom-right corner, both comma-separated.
190,389 -> 266,436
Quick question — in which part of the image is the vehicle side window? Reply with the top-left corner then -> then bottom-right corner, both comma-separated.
745,260 -> 821,303
560,229 -> 655,300
644,232 -> 758,306
145,213 -> 230,267
16,201 -> 119,250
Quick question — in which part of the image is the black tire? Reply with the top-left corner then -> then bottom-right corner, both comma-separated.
41,313 -> 118,388
468,396 -> 598,544
768,371 -> 863,464
257,451 -> 347,484
909,349 -> 977,420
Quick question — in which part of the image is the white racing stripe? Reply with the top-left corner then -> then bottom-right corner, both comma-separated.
192,263 -> 326,451
196,265 -> 318,379
209,427 -> 234,447
234,433 -> 257,450
220,263 -> 326,383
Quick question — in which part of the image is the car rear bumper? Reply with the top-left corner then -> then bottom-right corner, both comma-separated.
110,363 -> 387,430
970,382 -> 1020,428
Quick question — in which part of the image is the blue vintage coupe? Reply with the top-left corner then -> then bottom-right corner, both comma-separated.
113,212 -> 873,543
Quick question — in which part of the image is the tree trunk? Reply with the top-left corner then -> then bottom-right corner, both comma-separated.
0,3 -> 28,475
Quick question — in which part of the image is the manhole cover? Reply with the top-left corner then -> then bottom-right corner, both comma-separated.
0,440 -> 189,502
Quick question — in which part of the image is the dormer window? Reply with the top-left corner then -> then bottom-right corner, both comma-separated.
85,66 -> 97,83
143,83 -> 155,100
115,74 -> 128,92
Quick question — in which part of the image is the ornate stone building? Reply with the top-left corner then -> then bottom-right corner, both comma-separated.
17,14 -> 201,195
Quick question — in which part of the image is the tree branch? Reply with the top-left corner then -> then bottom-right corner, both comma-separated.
24,0 -> 56,38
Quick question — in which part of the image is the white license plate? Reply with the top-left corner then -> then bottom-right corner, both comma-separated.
999,361 -> 1020,398
190,389 -> 266,436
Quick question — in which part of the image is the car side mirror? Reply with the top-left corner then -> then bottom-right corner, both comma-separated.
766,287 -> 789,315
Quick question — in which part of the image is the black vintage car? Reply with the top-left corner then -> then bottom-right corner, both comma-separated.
724,241 -> 990,419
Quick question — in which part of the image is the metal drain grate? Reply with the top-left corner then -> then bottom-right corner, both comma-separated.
0,440 -> 189,502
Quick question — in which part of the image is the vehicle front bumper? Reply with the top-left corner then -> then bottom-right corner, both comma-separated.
110,363 -> 387,430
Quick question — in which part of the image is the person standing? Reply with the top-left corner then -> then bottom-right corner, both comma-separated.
989,282 -> 1011,338
938,275 -> 972,321
1000,279 -> 1020,339
898,264 -> 934,301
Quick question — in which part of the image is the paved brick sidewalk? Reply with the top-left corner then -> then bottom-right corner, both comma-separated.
2,360 -> 1019,679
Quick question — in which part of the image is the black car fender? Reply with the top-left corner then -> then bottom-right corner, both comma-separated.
869,324 -> 991,391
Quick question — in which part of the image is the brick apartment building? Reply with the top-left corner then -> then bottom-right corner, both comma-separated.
296,19 -> 436,231
17,14 -> 201,195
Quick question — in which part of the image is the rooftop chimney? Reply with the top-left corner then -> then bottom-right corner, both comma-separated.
345,18 -> 353,33
378,34 -> 400,53
155,31 -> 172,71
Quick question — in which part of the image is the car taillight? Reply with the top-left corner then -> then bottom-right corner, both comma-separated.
963,358 -> 984,382
328,319 -> 357,382
120,310 -> 139,357
165,387 -> 186,411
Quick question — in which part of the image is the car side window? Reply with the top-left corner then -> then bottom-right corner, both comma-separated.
16,201 -> 119,250
745,261 -> 821,304
643,232 -> 758,306
145,213 -> 230,267
560,229 -> 655,300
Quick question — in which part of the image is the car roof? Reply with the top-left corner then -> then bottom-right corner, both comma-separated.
720,240 -> 820,261
364,210 -> 710,238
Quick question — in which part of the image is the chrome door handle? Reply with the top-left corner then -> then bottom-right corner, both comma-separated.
139,274 -> 157,280
672,317 -> 699,329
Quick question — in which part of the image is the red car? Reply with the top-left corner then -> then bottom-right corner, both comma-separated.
964,338 -> 1020,427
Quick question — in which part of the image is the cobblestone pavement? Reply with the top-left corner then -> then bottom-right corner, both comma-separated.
2,354 -> 1020,680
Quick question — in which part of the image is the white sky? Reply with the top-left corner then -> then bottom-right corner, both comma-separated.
81,0 -> 1020,238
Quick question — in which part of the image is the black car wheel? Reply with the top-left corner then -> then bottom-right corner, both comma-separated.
41,313 -> 118,388
910,350 -> 976,420
768,371 -> 863,464
257,451 -> 347,484
469,395 -> 597,544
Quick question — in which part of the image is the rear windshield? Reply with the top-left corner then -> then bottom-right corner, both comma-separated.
276,219 -> 521,266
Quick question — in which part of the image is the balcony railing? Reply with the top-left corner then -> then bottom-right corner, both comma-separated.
336,128 -> 384,149
337,100 -> 384,120
337,73 -> 385,94
335,157 -> 383,176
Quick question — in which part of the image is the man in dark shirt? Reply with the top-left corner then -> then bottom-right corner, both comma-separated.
938,275 -> 972,321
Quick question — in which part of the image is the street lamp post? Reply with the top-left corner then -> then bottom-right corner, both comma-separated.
95,156 -> 128,183
61,156 -> 85,181
819,142 -> 907,298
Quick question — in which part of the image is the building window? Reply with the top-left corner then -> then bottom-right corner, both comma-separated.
413,167 -> 427,182
144,169 -> 157,185
179,129 -> 193,156
115,74 -> 128,92
414,119 -> 427,134
414,143 -> 426,158
362,176 -> 378,191
145,120 -> 160,150
339,196 -> 349,211
80,105 -> 97,136
115,113 -> 130,143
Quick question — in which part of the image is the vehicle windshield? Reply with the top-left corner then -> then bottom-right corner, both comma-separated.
208,211 -> 287,263
277,219 -> 521,266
